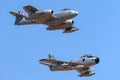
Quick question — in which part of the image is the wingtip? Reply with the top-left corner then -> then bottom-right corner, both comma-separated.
23,5 -> 32,8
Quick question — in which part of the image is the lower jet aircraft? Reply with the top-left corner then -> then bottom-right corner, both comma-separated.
9,5 -> 79,33
39,54 -> 99,77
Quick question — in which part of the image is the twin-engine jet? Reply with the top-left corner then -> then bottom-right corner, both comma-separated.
9,5 -> 79,33
39,54 -> 99,77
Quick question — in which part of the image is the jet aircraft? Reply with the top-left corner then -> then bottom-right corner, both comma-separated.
9,5 -> 79,33
39,54 -> 99,77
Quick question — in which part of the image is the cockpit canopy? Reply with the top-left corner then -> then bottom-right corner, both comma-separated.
80,55 -> 93,58
60,8 -> 71,11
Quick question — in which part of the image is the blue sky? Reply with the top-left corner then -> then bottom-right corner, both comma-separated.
0,0 -> 120,80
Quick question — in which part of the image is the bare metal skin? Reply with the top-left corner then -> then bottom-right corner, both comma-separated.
39,54 -> 99,77
10,5 -> 79,33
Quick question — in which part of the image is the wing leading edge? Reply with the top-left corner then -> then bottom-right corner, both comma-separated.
23,5 -> 40,16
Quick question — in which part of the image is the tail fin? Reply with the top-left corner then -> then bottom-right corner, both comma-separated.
9,11 -> 26,25
48,54 -> 56,60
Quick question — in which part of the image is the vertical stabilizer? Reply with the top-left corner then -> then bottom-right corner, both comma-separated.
9,11 -> 26,25
48,54 -> 56,60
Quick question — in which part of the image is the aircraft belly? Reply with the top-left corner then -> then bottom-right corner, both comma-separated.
84,63 -> 96,67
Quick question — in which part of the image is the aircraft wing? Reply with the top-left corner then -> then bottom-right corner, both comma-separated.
9,12 -> 26,18
45,20 -> 79,33
76,67 -> 95,77
23,5 -> 40,16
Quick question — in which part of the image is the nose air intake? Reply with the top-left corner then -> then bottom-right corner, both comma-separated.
51,10 -> 54,14
95,57 -> 99,64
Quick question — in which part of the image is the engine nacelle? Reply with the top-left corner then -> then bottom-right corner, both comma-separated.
63,27 -> 79,33
34,10 -> 53,15
35,10 -> 44,14
43,9 -> 54,14
65,20 -> 74,24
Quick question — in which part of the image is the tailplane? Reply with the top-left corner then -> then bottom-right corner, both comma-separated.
9,11 -> 26,25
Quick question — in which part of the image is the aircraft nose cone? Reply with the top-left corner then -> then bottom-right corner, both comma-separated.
73,11 -> 78,15
75,11 -> 78,15
71,11 -> 78,16
95,57 -> 100,64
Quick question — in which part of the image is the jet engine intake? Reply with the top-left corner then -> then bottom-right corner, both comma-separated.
65,20 -> 74,24
44,10 -> 54,14
35,11 -> 44,14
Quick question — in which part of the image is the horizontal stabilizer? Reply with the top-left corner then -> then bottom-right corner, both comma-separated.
9,12 -> 26,18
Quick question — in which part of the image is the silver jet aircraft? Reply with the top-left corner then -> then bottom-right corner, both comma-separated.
39,54 -> 99,77
9,5 -> 79,33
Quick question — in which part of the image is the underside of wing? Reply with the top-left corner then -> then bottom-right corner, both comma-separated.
47,25 -> 79,33
76,67 -> 95,77
45,19 -> 79,33
23,5 -> 39,16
